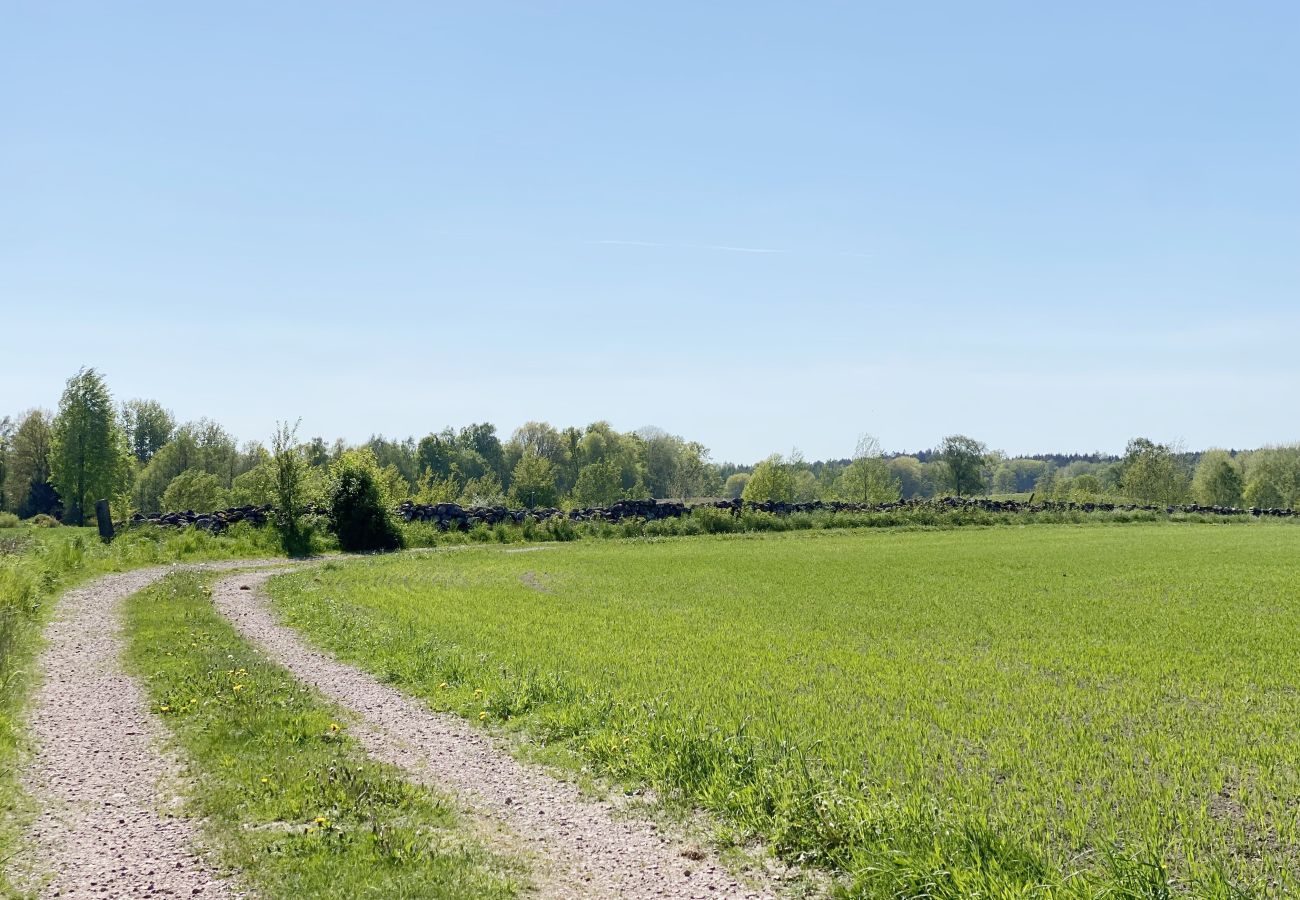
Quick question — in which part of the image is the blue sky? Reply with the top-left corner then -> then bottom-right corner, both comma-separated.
3,2 -> 1297,462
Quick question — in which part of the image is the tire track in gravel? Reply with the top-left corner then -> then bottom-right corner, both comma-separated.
15,560 -> 290,899
213,570 -> 784,900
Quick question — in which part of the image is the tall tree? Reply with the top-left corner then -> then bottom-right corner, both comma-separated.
742,455 -> 796,503
637,427 -> 682,497
669,440 -> 719,499
837,434 -> 902,504
1121,438 -> 1188,505
4,410 -> 58,517
416,430 -> 459,480
509,454 -> 558,508
270,420 -> 311,555
459,423 -> 508,485
571,459 -> 623,506
1241,445 -> 1300,509
723,472 -> 750,499
509,422 -> 566,467
938,434 -> 988,498
0,415 -> 12,511
120,398 -> 175,463
1191,451 -> 1244,507
51,369 -> 128,524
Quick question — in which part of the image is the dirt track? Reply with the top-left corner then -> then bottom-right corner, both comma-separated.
212,570 -> 779,900
16,561 -> 284,898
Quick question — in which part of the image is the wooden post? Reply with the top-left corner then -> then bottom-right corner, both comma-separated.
94,499 -> 115,543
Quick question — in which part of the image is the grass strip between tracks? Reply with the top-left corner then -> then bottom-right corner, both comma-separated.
123,570 -> 522,899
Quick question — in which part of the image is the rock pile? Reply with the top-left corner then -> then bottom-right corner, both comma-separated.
127,504 -> 273,532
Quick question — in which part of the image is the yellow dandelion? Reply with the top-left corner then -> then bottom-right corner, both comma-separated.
479,711 -> 489,721
473,688 -> 483,698
328,722 -> 341,733
313,816 -> 330,828
159,705 -> 170,713
233,684 -> 244,692
438,682 -> 449,690
260,777 -> 270,784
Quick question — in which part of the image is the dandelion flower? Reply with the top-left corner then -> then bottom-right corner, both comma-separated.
479,711 -> 489,721
159,705 -> 170,712
438,682 -> 448,690
328,722 -> 341,733
260,777 -> 270,784
473,688 -> 483,698
233,684 -> 244,692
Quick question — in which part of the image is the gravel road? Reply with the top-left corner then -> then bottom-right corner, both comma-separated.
16,561 -> 284,898
213,570 -> 782,900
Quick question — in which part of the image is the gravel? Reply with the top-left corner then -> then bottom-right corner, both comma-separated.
213,571 -> 783,900
15,560 -> 285,899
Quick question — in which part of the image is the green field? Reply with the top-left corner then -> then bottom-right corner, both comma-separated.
268,524 -> 1300,898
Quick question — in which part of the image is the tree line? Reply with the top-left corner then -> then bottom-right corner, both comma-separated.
2,369 -> 1297,525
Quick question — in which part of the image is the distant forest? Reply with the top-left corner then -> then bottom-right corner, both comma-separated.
3,369 -> 1298,525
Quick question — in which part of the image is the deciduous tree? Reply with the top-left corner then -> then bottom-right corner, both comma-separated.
571,459 -> 622,506
51,369 -> 128,525
938,434 -> 988,498
1120,438 -> 1188,505
121,399 -> 175,463
4,410 -> 58,518
161,469 -> 230,512
742,455 -> 796,503
1191,451 -> 1244,507
837,434 -> 901,505
510,454 -> 558,508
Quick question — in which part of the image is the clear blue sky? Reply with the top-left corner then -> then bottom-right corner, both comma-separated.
3,2 -> 1297,462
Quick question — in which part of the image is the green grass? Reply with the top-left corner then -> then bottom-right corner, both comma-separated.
268,523 -> 1300,898
123,571 -> 521,898
0,523 -> 291,893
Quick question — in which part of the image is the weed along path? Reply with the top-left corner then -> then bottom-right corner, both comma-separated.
212,571 -> 780,900
17,560 -> 285,898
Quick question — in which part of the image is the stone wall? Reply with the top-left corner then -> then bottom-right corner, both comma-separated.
127,496 -> 1296,533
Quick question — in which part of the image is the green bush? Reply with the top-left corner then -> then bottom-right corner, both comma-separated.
28,514 -> 60,528
692,507 -> 740,534
327,451 -> 404,553
0,513 -> 19,529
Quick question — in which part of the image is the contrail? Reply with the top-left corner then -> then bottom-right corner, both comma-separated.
592,240 -> 783,254
590,240 -> 868,259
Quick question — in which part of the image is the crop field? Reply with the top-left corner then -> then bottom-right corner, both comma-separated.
268,524 -> 1300,898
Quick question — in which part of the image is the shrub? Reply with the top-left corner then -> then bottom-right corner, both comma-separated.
691,507 -> 743,533
0,513 -> 19,529
161,470 -> 230,513
327,450 -> 404,553
271,421 -> 313,557
28,514 -> 60,528
541,518 -> 578,542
